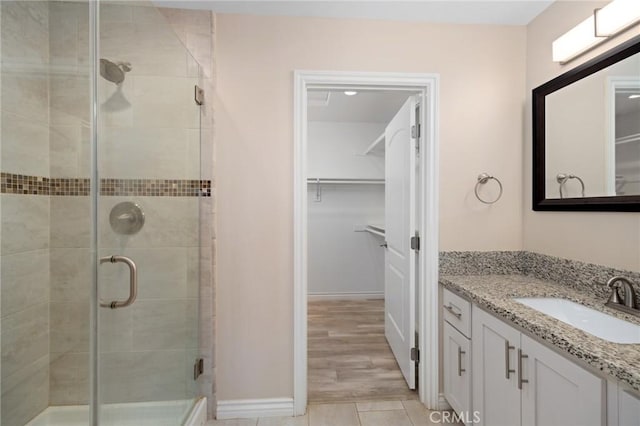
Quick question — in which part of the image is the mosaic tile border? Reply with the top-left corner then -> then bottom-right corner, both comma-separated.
1,172 -> 50,195
51,177 -> 90,196
1,173 -> 211,197
100,178 -> 211,197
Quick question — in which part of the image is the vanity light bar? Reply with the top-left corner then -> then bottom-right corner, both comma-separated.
552,15 -> 602,63
552,0 -> 640,64
594,0 -> 640,37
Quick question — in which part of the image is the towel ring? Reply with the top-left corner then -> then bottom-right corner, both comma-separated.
557,173 -> 585,199
475,173 -> 503,204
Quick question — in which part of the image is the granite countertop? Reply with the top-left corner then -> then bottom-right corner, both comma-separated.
440,274 -> 640,393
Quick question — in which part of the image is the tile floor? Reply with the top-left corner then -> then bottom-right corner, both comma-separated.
206,400 -> 463,426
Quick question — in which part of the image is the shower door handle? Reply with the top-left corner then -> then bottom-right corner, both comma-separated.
99,255 -> 138,309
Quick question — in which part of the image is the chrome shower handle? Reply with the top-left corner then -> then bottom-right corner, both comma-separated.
100,255 -> 138,309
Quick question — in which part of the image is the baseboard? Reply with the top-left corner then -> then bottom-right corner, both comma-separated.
308,291 -> 384,301
185,397 -> 207,426
216,398 -> 294,419
438,393 -> 452,411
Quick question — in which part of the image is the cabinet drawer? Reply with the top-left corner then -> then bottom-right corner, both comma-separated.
443,288 -> 471,338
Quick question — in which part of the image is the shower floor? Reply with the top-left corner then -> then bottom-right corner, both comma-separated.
26,399 -> 203,426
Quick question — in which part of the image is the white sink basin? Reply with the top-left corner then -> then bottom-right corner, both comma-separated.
514,298 -> 640,344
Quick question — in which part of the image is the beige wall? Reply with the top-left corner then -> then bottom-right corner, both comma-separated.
524,1 -> 640,271
215,14 -> 526,400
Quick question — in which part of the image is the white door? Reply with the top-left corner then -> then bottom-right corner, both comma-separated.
384,97 -> 417,389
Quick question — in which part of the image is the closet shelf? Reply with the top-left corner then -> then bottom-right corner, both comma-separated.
362,132 -> 385,155
616,133 -> 640,145
307,178 -> 384,185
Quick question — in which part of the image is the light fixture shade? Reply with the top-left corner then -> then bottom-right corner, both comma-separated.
595,0 -> 640,37
553,0 -> 640,63
552,15 -> 603,63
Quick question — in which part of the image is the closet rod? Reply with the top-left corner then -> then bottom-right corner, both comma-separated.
362,132 -> 385,155
307,178 -> 384,184
616,132 -> 640,145
364,225 -> 385,238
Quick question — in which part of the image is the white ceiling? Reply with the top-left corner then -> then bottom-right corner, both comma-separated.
152,0 -> 554,26
307,90 -> 414,123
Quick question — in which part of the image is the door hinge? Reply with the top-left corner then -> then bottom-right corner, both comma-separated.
410,233 -> 420,251
411,347 -> 420,363
193,358 -> 204,380
194,85 -> 205,106
411,124 -> 420,139
411,124 -> 421,139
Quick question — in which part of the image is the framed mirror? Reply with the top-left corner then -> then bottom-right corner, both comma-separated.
533,36 -> 640,211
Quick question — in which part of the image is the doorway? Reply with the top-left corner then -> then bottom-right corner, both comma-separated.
293,71 -> 440,415
306,90 -> 418,403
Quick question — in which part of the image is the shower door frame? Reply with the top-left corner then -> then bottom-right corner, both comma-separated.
292,70 -> 441,415
87,2 -> 205,423
88,1 -> 100,424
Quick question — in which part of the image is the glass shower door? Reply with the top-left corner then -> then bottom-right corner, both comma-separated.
95,2 -> 202,424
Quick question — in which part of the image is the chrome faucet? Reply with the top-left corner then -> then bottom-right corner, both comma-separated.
605,276 -> 639,315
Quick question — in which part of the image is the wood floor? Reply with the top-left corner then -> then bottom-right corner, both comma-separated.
307,299 -> 418,403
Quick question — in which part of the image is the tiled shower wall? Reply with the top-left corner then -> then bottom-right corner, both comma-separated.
1,1 -> 215,424
1,2 -> 51,425
47,0 -> 90,407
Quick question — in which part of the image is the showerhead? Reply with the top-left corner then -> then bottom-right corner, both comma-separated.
100,59 -> 132,85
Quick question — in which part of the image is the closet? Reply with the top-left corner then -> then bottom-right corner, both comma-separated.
614,86 -> 640,195
306,89 -> 420,402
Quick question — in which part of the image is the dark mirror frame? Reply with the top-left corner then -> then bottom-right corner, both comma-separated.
533,36 -> 640,212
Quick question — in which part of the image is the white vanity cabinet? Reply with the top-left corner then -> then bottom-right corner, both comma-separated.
618,387 -> 640,425
472,305 -> 605,426
442,289 -> 473,424
471,305 -> 521,426
608,381 -> 640,426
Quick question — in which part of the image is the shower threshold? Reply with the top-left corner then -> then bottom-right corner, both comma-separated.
26,398 -> 207,426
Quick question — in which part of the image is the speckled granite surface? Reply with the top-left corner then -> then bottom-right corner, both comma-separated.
440,251 -> 640,306
439,251 -> 523,275
440,274 -> 640,393
521,252 -> 640,306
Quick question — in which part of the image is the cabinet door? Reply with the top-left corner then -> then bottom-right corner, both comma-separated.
618,387 -> 640,426
472,306 -> 521,426
520,334 -> 605,426
443,322 -> 471,419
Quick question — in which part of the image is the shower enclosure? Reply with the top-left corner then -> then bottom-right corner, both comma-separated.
1,1 -> 210,424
